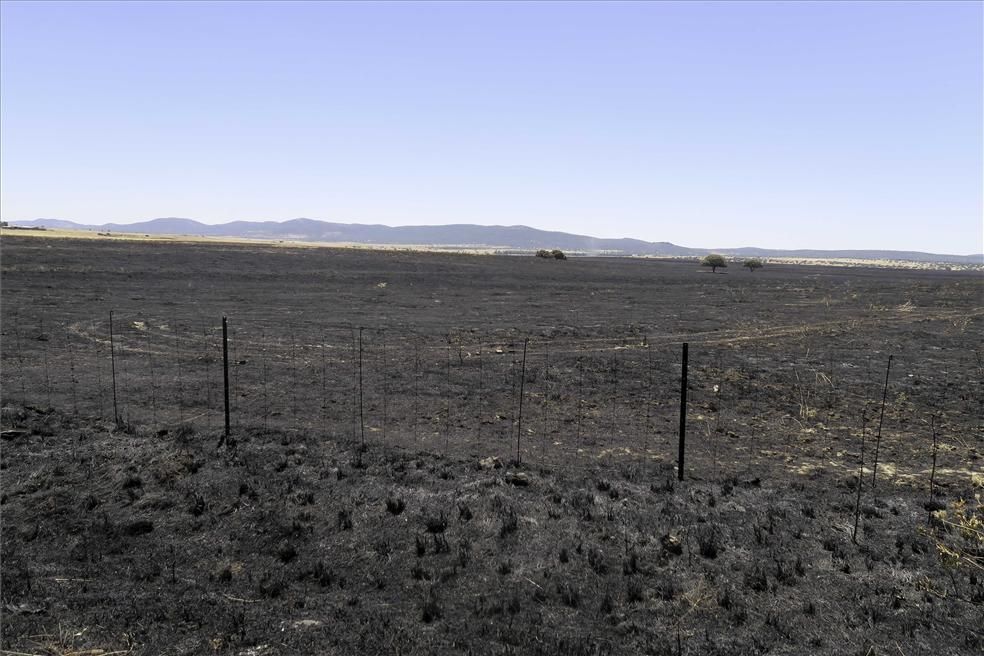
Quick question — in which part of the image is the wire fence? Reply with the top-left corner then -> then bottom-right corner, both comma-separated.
2,311 -> 981,485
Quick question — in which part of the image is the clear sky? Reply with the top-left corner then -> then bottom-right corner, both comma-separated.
1,1 -> 981,253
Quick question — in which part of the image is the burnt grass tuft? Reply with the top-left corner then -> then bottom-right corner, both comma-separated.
386,496 -> 406,515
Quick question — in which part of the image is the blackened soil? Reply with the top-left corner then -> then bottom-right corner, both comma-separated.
1,235 -> 982,654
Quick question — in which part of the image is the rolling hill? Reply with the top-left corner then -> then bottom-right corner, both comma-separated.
5,217 -> 981,264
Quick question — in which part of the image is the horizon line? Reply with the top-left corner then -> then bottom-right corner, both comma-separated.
4,216 -> 981,257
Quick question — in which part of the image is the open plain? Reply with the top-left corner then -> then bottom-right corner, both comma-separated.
1,234 -> 982,655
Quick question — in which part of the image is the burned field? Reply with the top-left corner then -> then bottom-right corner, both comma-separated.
1,235 -> 982,655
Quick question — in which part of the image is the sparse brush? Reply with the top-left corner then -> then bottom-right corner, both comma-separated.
457,539 -> 471,568
570,490 -> 594,520
745,564 -> 769,592
337,509 -> 353,530
432,534 -> 450,554
622,551 -> 640,575
655,575 -> 677,601
696,525 -> 721,559
587,547 -> 608,575
187,492 -> 206,516
774,557 -> 797,586
274,541 -> 297,563
499,509 -> 519,537
312,560 -> 333,587
651,478 -> 674,494
421,588 -> 442,623
557,582 -> 580,608
424,512 -> 447,534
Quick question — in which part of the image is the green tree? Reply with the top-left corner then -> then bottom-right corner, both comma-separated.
551,249 -> 567,260
743,258 -> 763,272
701,253 -> 727,273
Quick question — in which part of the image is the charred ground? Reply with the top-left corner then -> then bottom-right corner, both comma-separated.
1,235 -> 982,655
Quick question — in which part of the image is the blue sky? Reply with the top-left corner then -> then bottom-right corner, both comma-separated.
1,1 -> 981,253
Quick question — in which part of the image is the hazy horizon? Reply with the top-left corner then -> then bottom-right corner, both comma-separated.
2,1 -> 981,253
10,215 -> 983,256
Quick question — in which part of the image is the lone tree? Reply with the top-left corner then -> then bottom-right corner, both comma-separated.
536,249 -> 567,260
701,253 -> 727,273
743,258 -> 763,272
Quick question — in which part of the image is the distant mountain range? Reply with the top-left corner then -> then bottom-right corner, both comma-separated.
6,217 -> 982,265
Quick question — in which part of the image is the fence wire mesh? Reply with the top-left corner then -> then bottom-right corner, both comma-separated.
2,310 -> 981,485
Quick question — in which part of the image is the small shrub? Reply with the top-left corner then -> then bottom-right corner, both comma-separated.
386,497 -> 405,516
